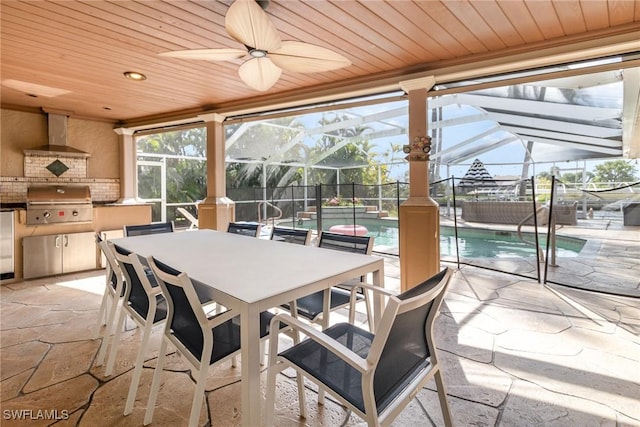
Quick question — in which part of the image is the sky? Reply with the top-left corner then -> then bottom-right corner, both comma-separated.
226,66 -> 637,183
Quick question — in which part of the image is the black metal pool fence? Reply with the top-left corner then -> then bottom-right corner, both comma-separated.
224,177 -> 639,297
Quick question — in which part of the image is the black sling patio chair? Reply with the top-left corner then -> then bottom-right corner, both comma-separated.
269,226 -> 312,245
282,231 -> 374,329
94,233 -> 126,367
143,256 -> 283,427
265,268 -> 454,427
227,221 -> 261,237
123,221 -> 175,236
105,243 -> 168,417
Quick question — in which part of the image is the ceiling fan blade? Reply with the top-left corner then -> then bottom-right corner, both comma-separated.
159,48 -> 246,61
269,41 -> 351,73
226,0 -> 281,51
238,57 -> 282,91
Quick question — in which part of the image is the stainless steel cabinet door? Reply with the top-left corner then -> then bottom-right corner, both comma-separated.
62,232 -> 97,273
1,211 -> 14,278
23,235 -> 63,279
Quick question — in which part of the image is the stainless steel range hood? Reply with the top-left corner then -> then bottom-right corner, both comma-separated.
23,110 -> 91,158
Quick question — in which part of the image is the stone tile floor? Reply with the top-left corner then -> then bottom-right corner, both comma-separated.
1,258 -> 639,426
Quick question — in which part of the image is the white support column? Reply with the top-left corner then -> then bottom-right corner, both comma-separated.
197,113 -> 235,230
113,127 -> 139,204
398,76 -> 441,291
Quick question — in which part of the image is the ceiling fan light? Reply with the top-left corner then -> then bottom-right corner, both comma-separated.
249,48 -> 268,58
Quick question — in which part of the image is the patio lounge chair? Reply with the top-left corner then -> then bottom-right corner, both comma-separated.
177,207 -> 198,229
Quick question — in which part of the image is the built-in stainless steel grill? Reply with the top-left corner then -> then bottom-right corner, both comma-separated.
26,185 -> 93,225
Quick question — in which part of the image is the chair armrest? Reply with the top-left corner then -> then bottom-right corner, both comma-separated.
269,313 -> 370,373
348,282 -> 396,298
347,282 -> 395,329
206,308 -> 238,328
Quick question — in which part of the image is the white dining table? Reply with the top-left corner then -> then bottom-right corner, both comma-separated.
109,229 -> 385,427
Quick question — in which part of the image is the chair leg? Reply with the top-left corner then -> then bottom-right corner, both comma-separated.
317,387 -> 325,406
104,306 -> 127,376
297,370 -> 307,418
188,364 -> 209,427
289,300 -> 302,343
124,319 -> 156,415
434,369 -> 453,427
96,288 -> 109,327
95,294 -> 121,366
363,291 -> 373,331
144,339 -> 168,426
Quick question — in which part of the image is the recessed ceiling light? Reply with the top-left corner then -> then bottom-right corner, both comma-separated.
124,71 -> 146,81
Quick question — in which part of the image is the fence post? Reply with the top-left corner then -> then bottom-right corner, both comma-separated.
451,176 -> 460,268
316,184 -> 323,232
530,176 -> 542,284
543,176 -> 558,283
352,182 -> 356,227
378,166 -> 383,210
396,181 -> 401,228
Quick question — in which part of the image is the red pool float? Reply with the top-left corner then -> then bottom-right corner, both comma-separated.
329,224 -> 369,236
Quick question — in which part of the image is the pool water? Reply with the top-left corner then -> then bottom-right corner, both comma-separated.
440,227 -> 584,258
288,219 -> 586,258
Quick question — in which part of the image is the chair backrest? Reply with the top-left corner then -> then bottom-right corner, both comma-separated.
227,222 -> 261,237
177,207 -> 198,230
148,257 -> 211,364
95,233 -> 124,295
111,243 -> 158,319
370,268 -> 453,412
123,221 -> 174,237
318,232 -> 373,286
270,227 -> 311,245
317,231 -> 373,255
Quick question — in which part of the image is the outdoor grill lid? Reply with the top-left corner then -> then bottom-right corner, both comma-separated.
27,185 -> 91,204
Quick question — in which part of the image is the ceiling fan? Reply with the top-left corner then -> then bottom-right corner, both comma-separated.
159,0 -> 351,92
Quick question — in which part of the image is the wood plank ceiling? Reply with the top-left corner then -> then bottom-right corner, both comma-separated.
1,0 -> 639,124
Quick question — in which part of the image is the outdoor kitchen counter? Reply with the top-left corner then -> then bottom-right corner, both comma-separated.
92,203 -> 152,231
4,203 -> 151,283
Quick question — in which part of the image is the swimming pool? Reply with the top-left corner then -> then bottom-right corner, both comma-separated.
283,218 -> 586,258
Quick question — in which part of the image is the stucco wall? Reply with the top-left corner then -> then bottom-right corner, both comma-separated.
1,108 -> 119,179
1,109 -> 47,177
68,116 -> 120,179
1,109 -> 121,203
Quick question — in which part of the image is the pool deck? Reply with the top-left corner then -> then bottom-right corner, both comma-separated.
372,214 -> 640,298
